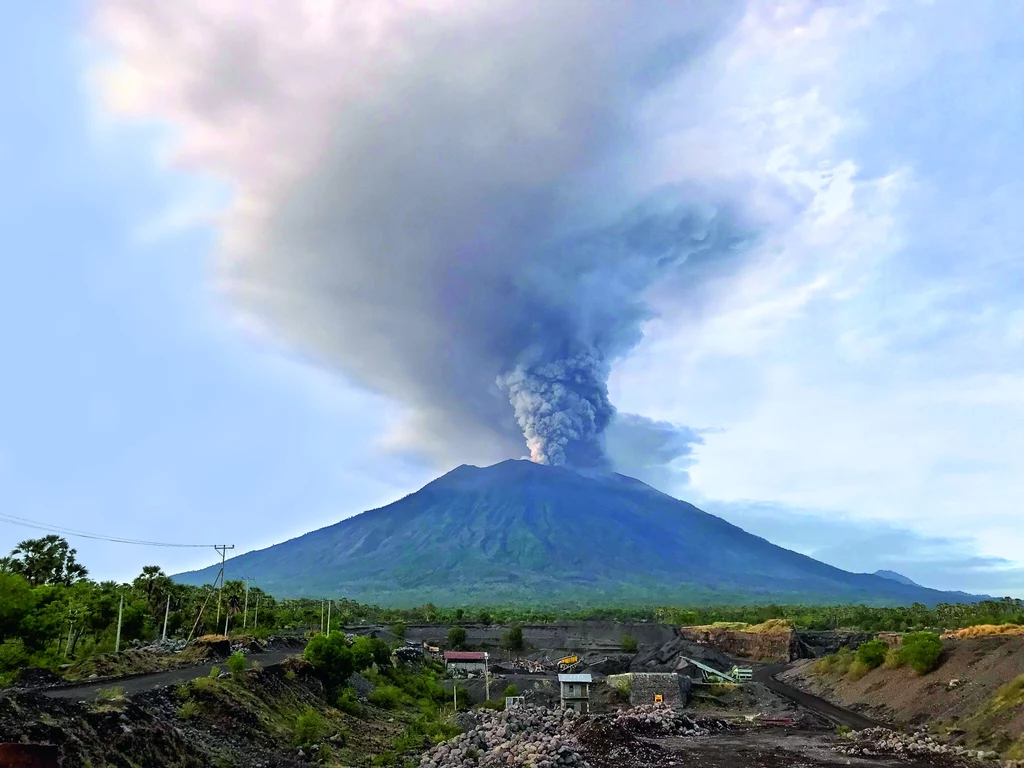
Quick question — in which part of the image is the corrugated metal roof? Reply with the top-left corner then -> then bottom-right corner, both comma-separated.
558,673 -> 593,683
444,651 -> 487,661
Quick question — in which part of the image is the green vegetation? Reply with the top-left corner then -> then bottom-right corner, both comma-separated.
293,706 -> 325,748
621,635 -> 638,653
333,686 -> 364,716
501,625 -> 524,652
209,665 -> 221,678
503,684 -> 518,698
303,633 -> 356,689
447,626 -> 467,648
227,651 -> 248,677
176,699 -> 201,719
95,685 -> 124,702
369,684 -> 402,709
855,639 -> 889,669
884,647 -> 906,668
901,632 -> 943,674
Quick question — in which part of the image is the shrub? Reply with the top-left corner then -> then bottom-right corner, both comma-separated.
369,684 -> 403,709
447,626 -> 467,649
334,686 -> 364,717
390,622 -> 406,640
621,635 -> 638,654
855,639 -> 889,670
294,706 -> 325,747
901,632 -> 943,674
96,686 -> 124,702
453,685 -> 472,710
177,700 -> 201,719
350,636 -> 375,671
847,660 -> 872,681
477,699 -> 504,711
503,684 -> 518,698
478,611 -> 492,626
884,647 -> 905,669
208,666 -> 221,679
227,652 -> 247,677
501,625 -> 524,652
304,633 -> 355,688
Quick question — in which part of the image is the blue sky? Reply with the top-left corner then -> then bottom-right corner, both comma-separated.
2,1 -> 1022,596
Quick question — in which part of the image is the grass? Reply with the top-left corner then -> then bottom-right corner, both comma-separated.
945,624 -> 1024,640
690,619 -> 794,635
177,700 -> 201,719
95,686 -> 125,702
293,706 -> 325,747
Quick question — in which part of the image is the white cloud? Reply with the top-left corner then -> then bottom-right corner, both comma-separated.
91,0 -> 1024,584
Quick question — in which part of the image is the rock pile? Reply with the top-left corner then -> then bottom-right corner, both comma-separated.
838,727 -> 999,763
419,707 -> 587,768
611,705 -> 724,737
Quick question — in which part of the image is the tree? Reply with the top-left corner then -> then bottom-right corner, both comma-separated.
455,609 -> 465,622
621,635 -> 638,654
448,626 -> 467,649
304,633 -> 355,689
1,536 -> 88,587
0,573 -> 33,644
502,625 -> 524,652
478,611 -> 492,626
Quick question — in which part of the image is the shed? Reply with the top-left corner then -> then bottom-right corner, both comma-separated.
444,651 -> 488,676
558,673 -> 593,713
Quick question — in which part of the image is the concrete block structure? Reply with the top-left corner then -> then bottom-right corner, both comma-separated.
607,672 -> 691,708
558,673 -> 592,713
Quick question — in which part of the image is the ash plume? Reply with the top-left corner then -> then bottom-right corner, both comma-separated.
94,0 -> 769,470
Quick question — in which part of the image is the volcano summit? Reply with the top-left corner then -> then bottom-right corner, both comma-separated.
175,461 -> 973,606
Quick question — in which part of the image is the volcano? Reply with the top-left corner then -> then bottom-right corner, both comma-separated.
175,460 -> 975,606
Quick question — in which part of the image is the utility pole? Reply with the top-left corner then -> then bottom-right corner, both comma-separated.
327,600 -> 332,637
320,601 -> 325,634
453,685 -> 458,711
484,652 -> 490,702
254,594 -> 260,630
115,593 -> 124,653
224,610 -> 230,637
162,595 -> 171,642
213,544 -> 234,628
242,580 -> 250,631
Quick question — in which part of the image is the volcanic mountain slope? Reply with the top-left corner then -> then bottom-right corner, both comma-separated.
175,460 -> 979,606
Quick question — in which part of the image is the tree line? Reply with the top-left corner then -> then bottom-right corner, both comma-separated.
2,535 -> 1021,684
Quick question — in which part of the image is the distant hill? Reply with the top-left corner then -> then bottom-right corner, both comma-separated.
175,460 -> 983,607
874,570 -> 921,587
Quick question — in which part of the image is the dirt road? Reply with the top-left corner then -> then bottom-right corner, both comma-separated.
754,664 -> 887,731
40,649 -> 299,701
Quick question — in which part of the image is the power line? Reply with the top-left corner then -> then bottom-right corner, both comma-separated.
0,512 -> 220,548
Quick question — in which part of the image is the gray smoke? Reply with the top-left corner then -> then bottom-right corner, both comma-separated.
94,0 -> 765,470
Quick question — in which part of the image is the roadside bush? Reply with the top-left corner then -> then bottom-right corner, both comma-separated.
847,660 -> 872,681
855,639 -> 889,670
884,647 -> 905,669
901,632 -> 943,674
208,666 -> 221,679
294,706 -> 325,747
454,684 -> 472,710
477,699 -> 504,711
334,686 -> 364,717
815,647 -> 854,676
621,635 -> 638,654
447,626 -> 467,649
369,684 -> 403,709
503,684 -> 518,698
95,686 -> 124,702
304,632 -> 355,688
227,651 -> 247,677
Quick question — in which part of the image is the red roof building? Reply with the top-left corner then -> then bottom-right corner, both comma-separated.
443,651 -> 487,661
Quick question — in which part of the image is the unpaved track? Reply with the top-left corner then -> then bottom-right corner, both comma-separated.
41,649 -> 299,701
754,664 -> 887,731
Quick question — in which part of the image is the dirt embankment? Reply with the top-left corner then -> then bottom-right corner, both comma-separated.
679,623 -> 798,663
781,635 -> 1024,756
355,622 -> 678,654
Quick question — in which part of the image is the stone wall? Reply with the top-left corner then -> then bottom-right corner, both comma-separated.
678,626 -> 798,663
607,672 -> 691,708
